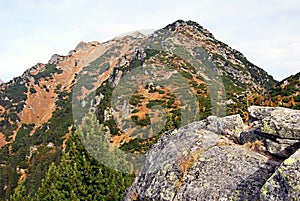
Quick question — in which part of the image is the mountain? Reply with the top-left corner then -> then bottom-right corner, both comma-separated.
0,20 -> 298,199
266,72 -> 300,109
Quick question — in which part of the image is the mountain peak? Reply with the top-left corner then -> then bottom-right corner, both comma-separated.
162,19 -> 215,40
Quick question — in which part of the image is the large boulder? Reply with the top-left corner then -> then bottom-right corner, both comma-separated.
264,138 -> 300,158
123,106 -> 300,201
248,106 -> 277,121
248,106 -> 300,140
241,106 -> 300,158
174,146 -> 278,201
123,119 -> 279,201
124,122 -> 220,201
260,148 -> 300,201
205,115 -> 245,140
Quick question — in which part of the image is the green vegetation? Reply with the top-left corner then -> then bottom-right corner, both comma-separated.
120,135 -> 159,153
104,118 -> 120,135
131,109 -> 139,113
121,111 -> 180,154
29,87 -> 37,94
0,110 -> 20,138
129,94 -> 144,106
125,59 -> 143,73
33,64 -> 62,84
267,72 -> 300,108
95,81 -> 113,122
10,118 -> 134,200
179,71 -> 193,80
294,94 -> 300,102
11,124 -> 35,153
3,27 -> 299,201
95,80 -> 122,135
131,114 -> 151,127
4,82 -> 27,102
146,99 -> 165,108
144,48 -> 160,59
0,90 -> 72,200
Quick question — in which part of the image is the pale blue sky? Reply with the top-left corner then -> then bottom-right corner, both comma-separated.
0,0 -> 299,82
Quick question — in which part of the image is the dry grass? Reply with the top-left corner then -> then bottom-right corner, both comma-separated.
176,150 -> 203,189
129,192 -> 138,201
243,140 -> 265,152
0,133 -> 7,148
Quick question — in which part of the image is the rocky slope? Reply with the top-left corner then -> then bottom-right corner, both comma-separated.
0,20 -> 298,199
123,106 -> 300,200
0,36 -> 143,198
265,72 -> 300,109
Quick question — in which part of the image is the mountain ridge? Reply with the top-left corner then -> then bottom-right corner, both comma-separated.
0,20 -> 299,200
1,20 -> 280,85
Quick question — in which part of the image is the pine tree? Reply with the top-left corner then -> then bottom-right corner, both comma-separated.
9,184 -> 30,201
33,112 -> 134,200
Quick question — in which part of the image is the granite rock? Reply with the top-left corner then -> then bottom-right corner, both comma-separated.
260,148 -> 300,201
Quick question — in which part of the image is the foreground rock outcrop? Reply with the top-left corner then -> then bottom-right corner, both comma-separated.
241,106 -> 300,158
123,106 -> 300,201
260,149 -> 300,200
248,106 -> 300,140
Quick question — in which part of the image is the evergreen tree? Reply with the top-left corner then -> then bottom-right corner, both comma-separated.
33,112 -> 134,200
9,184 -> 30,201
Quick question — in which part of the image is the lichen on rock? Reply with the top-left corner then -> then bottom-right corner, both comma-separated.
260,149 -> 300,201
123,106 -> 300,201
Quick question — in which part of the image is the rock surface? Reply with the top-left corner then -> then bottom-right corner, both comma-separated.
260,149 -> 300,201
242,106 -> 300,158
123,115 -> 279,201
123,106 -> 300,201
248,106 -> 300,140
174,146 -> 277,201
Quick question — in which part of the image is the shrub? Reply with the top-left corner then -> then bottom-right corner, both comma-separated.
294,94 -> 300,102
131,109 -> 139,113
34,64 -> 62,83
129,94 -> 144,106
146,99 -> 164,108
180,71 -> 193,80
30,87 -> 37,94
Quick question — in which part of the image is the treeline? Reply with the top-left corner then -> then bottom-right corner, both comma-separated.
9,113 -> 134,201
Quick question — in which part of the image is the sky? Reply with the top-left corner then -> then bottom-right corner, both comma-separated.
0,0 -> 299,82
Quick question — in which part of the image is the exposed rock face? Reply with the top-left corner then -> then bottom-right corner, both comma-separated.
264,138 -> 300,159
124,127 -> 219,201
123,114 -> 279,201
243,106 -> 300,158
48,54 -> 68,64
123,106 -> 300,201
260,149 -> 300,201
175,146 -> 277,201
205,115 -> 245,140
248,106 -> 300,140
